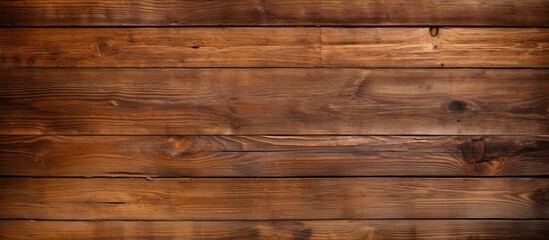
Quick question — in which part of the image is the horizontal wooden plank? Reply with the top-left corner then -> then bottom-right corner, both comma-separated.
320,0 -> 549,27
322,28 -> 549,67
1,136 -> 547,177
1,1 -> 547,26
1,178 -> 547,220
1,69 -> 547,135
0,0 -> 321,26
0,28 -> 320,67
1,28 -> 548,67
1,220 -> 548,240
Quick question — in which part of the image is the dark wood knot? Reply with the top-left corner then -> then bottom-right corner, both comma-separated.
448,100 -> 467,113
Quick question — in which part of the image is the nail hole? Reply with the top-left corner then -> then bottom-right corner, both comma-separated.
191,42 -> 202,49
429,27 -> 439,37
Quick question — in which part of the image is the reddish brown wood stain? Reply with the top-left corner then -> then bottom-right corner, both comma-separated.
0,0 -> 547,239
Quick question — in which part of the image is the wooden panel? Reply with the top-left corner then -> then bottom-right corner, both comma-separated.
1,0 -> 545,236
320,0 -> 549,26
1,69 -> 547,135
1,220 -> 548,240
322,28 -> 549,67
0,178 -> 547,220
0,28 -> 320,67
1,1 -> 548,26
0,0 -> 321,26
1,136 -> 547,177
2,28 -> 548,67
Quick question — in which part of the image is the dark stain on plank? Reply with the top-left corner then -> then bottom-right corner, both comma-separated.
448,100 -> 468,113
531,188 -> 549,206
459,139 -> 486,164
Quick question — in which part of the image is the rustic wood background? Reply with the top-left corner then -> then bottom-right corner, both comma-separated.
0,1 -> 548,239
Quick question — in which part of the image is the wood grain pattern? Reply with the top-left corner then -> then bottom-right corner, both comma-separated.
320,0 -> 549,27
1,68 -> 547,135
322,28 -> 549,67
1,28 -> 548,67
1,0 -> 547,26
0,0 -> 321,26
1,220 -> 548,240
1,136 -> 547,177
1,178 -> 547,220
1,0 -> 546,235
0,28 -> 320,67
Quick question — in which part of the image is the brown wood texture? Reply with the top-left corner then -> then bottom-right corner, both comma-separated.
1,0 -> 548,26
1,178 -> 547,220
322,28 -> 549,67
1,28 -> 548,67
0,28 -> 320,67
0,0 -> 321,26
320,0 -> 549,27
1,135 -> 547,177
1,220 -> 548,240
0,1 -> 547,237
1,68 -> 547,135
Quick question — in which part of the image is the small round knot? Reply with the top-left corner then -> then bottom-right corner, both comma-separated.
91,39 -> 117,56
98,42 -> 110,53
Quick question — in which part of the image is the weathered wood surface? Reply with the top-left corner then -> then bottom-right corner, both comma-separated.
1,178 -> 547,220
1,0 -> 547,26
0,0 -> 321,26
0,0 -> 546,237
320,0 -> 549,27
322,28 -> 549,67
0,28 -> 320,67
1,28 -> 547,67
1,69 -> 547,135
1,220 -> 548,240
1,136 -> 547,177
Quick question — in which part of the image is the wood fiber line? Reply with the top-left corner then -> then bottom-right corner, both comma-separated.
1,68 -> 547,135
0,135 -> 547,177
0,178 -> 547,220
0,220 -> 548,239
